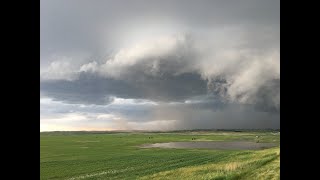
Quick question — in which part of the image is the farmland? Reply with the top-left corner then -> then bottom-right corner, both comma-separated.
40,130 -> 280,180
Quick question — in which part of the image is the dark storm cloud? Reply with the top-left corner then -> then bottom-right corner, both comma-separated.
253,79 -> 280,113
41,0 -> 279,57
40,72 -> 208,105
40,0 -> 279,130
150,103 -> 279,129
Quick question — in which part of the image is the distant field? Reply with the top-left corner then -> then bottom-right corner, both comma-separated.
40,130 -> 280,180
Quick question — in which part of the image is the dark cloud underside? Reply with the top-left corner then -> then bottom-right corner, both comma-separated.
40,0 -> 279,131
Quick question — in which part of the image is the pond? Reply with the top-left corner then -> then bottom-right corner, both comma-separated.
140,141 -> 277,150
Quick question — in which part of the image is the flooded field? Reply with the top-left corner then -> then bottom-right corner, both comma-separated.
41,131 -> 280,179
141,141 -> 277,150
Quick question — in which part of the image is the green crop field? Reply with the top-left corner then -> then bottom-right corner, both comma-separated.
40,130 -> 280,180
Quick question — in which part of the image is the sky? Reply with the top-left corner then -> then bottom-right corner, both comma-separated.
40,0 -> 280,131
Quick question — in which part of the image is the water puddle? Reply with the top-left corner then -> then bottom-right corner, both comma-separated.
140,141 -> 277,150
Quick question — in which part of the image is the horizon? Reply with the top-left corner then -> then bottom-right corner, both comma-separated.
40,128 -> 281,132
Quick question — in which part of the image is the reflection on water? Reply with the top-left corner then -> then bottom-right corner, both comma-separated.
141,141 -> 277,150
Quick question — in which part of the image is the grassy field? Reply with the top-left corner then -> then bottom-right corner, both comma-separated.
40,130 -> 280,180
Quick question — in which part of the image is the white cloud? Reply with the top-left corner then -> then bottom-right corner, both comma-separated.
40,112 -> 124,131
80,61 -> 98,73
40,53 -> 90,81
40,0 -> 279,131
110,97 -> 158,106
40,96 -> 159,131
40,60 -> 78,81
97,32 -> 279,106
42,113 -> 87,122
96,114 -> 121,120
98,34 -> 190,78
40,29 -> 279,107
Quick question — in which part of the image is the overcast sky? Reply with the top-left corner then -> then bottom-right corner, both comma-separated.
40,0 -> 280,131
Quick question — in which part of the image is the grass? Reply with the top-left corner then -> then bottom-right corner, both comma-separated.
40,130 -> 280,180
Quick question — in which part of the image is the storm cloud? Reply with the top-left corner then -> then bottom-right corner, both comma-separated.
40,0 -> 279,131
